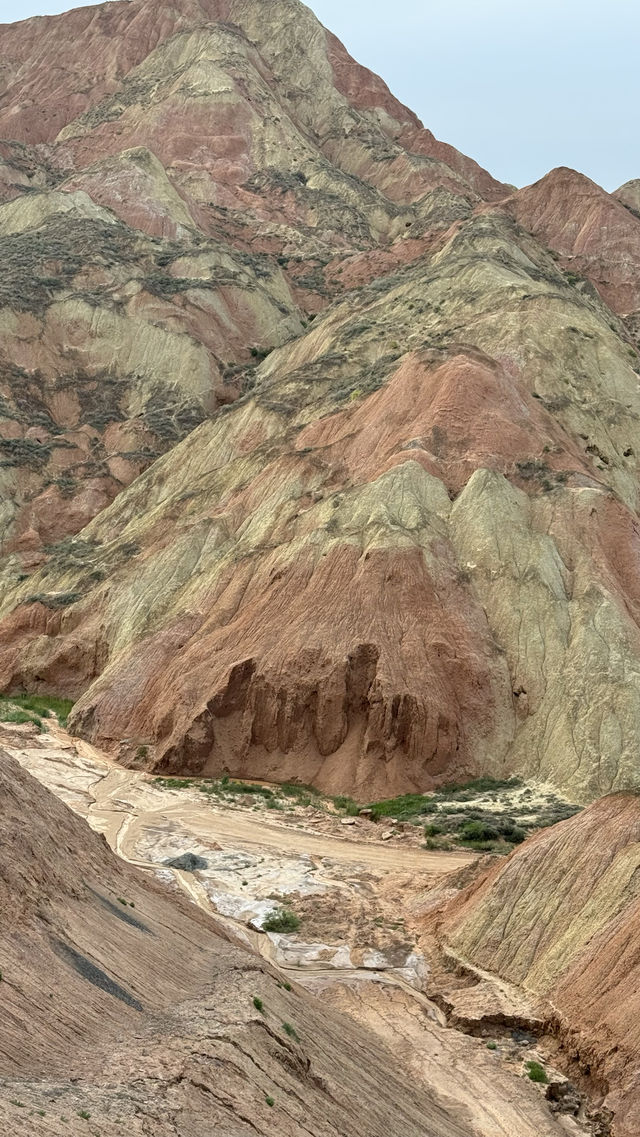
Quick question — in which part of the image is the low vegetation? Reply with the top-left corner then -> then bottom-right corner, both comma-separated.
0,694 -> 74,731
151,772 -> 581,853
525,1060 -> 549,1084
263,908 -> 301,934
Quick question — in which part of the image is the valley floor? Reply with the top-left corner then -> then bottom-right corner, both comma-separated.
0,719 -> 609,1137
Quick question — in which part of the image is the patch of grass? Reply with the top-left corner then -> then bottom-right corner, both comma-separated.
278,782 -> 320,799
282,1021 -> 300,1041
436,777 -> 522,796
525,1060 -> 549,1084
265,1096 -> 275,1107
263,908 -> 301,934
253,996 -> 264,1013
223,779 -> 273,797
77,1110 -> 91,1120
331,794 -> 360,816
0,702 -> 44,730
365,792 -> 438,822
10,1100 -> 26,1108
154,777 -> 193,790
1,694 -> 73,725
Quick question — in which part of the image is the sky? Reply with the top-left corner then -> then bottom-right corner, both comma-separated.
1,0 -> 638,191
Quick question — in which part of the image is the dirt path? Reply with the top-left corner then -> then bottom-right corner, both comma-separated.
112,799 -> 477,873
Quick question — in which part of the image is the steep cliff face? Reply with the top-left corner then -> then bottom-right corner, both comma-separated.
1,0 -> 640,802
442,795 -> 640,1137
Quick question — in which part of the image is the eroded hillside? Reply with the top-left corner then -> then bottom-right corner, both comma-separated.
1,0 -> 640,803
440,794 -> 640,1137
1,743 -> 492,1136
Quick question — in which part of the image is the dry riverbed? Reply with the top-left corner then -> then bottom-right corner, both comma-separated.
0,717 -> 604,1137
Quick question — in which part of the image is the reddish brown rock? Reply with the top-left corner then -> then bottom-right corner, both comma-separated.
442,794 -> 640,1137
496,166 -> 640,318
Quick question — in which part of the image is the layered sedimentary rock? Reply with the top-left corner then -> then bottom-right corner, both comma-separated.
1,0 -> 640,801
0,748 -> 475,1136
442,794 -> 640,1137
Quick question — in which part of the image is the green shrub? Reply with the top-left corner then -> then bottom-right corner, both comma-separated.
437,777 -> 522,796
457,820 -> 500,843
265,1096 -> 275,1107
498,819 -> 527,843
282,1022 -> 300,1041
525,1060 -> 548,1084
263,908 -> 301,934
424,823 -> 443,837
486,1040 -> 497,1050
252,997 -> 264,1013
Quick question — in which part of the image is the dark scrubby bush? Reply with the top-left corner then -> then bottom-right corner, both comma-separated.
263,908 -> 301,934
457,820 -> 500,843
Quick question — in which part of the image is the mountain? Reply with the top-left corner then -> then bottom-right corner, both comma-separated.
1,0 -> 640,805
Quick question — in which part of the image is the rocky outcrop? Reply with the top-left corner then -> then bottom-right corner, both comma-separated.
441,794 -> 640,1137
615,178 -> 640,216
496,166 -> 640,321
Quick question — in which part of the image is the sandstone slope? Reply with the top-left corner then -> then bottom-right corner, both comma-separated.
0,746 -> 478,1137
441,794 -> 640,1137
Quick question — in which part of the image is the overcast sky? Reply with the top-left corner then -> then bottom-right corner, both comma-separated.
1,0 -> 637,191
